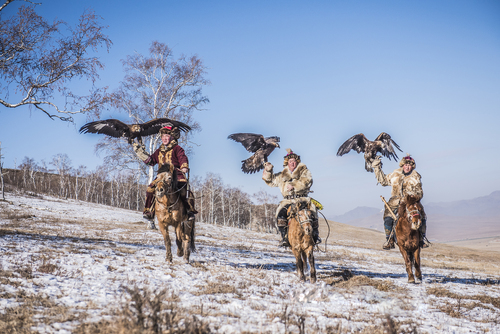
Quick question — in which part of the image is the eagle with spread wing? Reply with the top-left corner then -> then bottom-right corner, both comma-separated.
336,132 -> 402,172
79,118 -> 191,144
228,133 -> 280,174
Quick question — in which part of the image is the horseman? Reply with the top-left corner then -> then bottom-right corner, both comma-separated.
132,123 -> 197,227
372,154 -> 428,249
262,148 -> 321,247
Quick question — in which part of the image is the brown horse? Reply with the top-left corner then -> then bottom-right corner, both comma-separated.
395,195 -> 424,283
287,201 -> 317,283
154,165 -> 195,263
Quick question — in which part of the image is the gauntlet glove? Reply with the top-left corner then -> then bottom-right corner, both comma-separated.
132,142 -> 150,161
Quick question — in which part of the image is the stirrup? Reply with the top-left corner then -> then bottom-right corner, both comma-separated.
383,239 -> 394,250
314,236 -> 322,245
279,239 -> 291,248
187,212 -> 195,221
143,209 -> 154,220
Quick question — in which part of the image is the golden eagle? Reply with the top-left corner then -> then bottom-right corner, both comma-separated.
337,132 -> 402,172
79,118 -> 191,144
228,133 -> 280,174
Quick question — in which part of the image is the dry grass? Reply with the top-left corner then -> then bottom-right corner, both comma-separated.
73,285 -> 211,334
0,290 -> 81,334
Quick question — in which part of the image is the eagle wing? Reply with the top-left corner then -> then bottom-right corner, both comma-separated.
79,119 -> 130,138
241,150 -> 267,174
374,132 -> 402,161
336,133 -> 369,156
228,133 -> 267,153
138,118 -> 192,136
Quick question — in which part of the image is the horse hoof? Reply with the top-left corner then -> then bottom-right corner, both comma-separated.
408,278 -> 415,284
177,249 -> 184,257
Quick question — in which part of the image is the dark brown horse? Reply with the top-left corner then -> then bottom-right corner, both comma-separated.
154,164 -> 195,263
287,201 -> 317,283
395,195 -> 424,283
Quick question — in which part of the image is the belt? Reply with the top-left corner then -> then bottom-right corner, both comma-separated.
284,194 -> 307,200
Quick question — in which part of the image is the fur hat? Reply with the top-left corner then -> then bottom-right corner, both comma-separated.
399,153 -> 416,168
283,148 -> 301,166
159,123 -> 180,140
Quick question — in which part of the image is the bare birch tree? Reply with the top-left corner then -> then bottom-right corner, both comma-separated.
0,0 -> 112,121
95,41 -> 209,184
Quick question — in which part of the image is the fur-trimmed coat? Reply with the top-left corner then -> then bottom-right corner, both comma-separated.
374,165 -> 423,219
144,140 -> 189,182
262,162 -> 315,217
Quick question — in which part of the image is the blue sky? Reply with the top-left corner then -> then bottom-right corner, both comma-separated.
1,0 -> 499,217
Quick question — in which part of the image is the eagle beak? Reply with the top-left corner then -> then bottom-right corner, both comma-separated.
276,143 -> 280,148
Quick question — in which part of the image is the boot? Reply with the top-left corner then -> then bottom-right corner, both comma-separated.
186,193 -> 198,222
419,218 -> 429,248
143,191 -> 155,220
143,208 -> 155,220
383,236 -> 395,250
278,226 -> 290,247
312,219 -> 322,245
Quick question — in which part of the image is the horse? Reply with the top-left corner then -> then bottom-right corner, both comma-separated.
287,201 -> 317,283
395,194 -> 424,283
154,164 -> 195,263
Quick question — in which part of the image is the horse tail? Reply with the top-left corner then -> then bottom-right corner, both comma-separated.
190,222 -> 196,253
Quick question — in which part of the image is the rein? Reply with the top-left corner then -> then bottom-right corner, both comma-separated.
156,180 -> 182,212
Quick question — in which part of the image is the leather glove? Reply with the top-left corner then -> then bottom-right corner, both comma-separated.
132,142 -> 149,161
371,156 -> 382,168
264,162 -> 273,172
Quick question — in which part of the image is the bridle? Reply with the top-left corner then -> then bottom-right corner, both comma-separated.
156,174 -> 181,213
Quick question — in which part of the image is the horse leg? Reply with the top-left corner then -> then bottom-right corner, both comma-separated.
163,225 -> 173,263
175,223 -> 184,258
398,244 -> 415,283
306,247 -> 316,284
414,247 -> 422,282
292,248 -> 305,281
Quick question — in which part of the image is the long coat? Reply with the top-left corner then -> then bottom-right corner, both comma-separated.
145,142 -> 189,183
262,162 -> 316,217
374,165 -> 423,219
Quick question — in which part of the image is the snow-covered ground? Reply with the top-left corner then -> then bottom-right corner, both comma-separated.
1,192 -> 499,333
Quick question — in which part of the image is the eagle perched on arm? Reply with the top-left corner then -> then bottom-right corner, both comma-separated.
79,118 -> 191,144
228,133 -> 280,174
336,132 -> 402,172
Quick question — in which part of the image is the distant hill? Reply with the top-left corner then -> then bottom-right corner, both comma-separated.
425,191 -> 500,217
332,191 -> 500,242
331,206 -> 380,224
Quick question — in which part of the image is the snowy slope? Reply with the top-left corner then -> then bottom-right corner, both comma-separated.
1,192 -> 499,333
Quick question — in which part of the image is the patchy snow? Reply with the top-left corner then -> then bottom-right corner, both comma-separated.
1,192 -> 499,333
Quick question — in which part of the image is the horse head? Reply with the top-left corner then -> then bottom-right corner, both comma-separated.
288,201 -> 314,236
155,164 -> 176,199
404,195 -> 422,231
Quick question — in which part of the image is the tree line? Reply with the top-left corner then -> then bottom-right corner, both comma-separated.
1,155 -> 279,233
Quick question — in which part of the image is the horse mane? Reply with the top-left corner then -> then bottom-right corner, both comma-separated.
398,194 -> 423,217
157,163 -> 177,189
157,163 -> 173,174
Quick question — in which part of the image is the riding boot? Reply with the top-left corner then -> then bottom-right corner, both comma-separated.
278,225 -> 290,247
143,190 -> 155,220
419,218 -> 429,248
312,218 -> 322,245
383,216 -> 395,250
186,191 -> 198,221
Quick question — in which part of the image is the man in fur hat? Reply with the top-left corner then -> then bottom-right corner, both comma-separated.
132,123 -> 197,226
262,149 -> 321,247
372,154 -> 428,249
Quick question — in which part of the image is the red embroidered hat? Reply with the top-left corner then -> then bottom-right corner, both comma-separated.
159,123 -> 180,139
